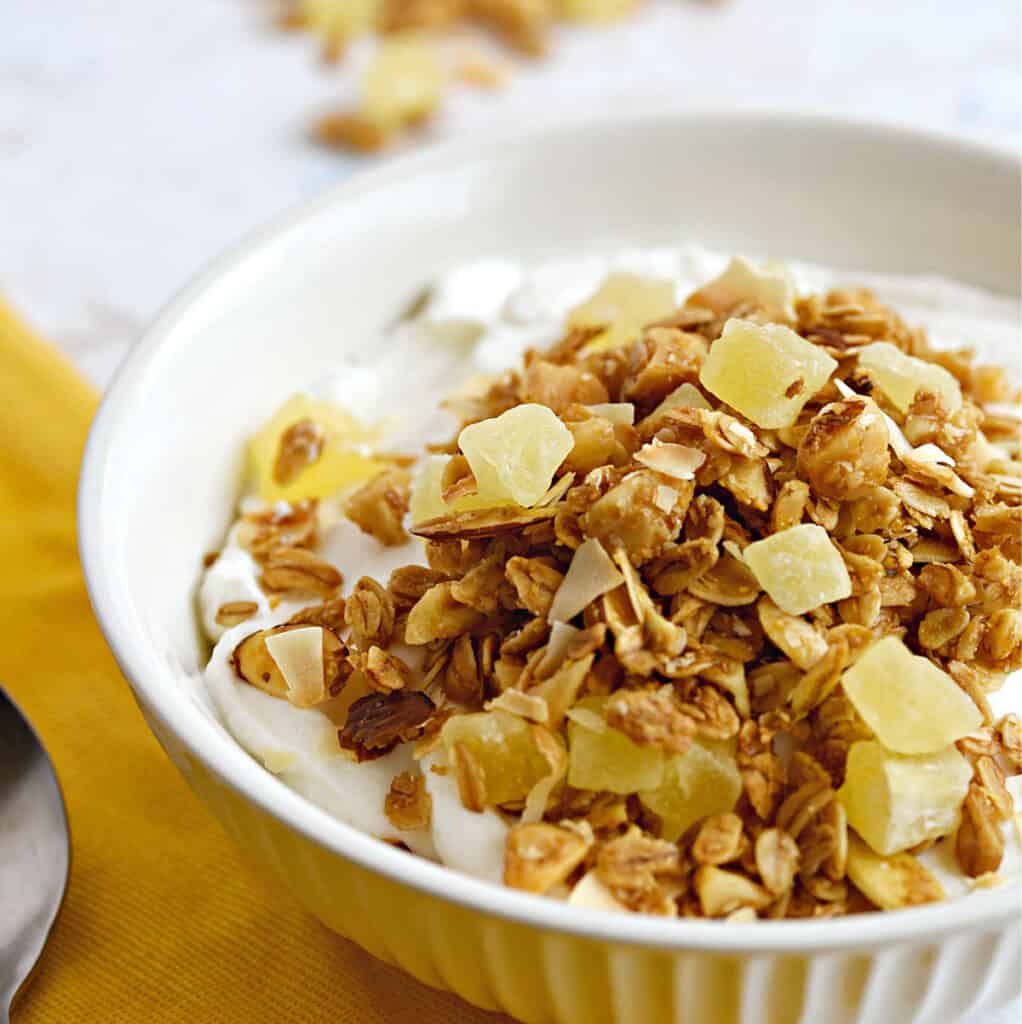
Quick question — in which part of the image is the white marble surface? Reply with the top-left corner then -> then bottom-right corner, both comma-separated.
1,0 -> 1019,388
1,4 -> 1019,1020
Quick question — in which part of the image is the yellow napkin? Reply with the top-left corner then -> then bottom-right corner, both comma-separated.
0,301 -> 510,1024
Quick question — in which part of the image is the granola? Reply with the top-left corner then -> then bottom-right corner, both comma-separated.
275,0 -> 645,152
201,249 -> 1021,920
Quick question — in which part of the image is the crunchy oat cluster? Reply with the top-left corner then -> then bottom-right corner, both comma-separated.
225,257 -> 1021,919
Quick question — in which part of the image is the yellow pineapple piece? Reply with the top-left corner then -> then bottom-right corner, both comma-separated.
638,740 -> 741,841
567,696 -> 665,793
857,342 -> 962,413
409,454 -> 448,525
743,523 -> 851,616
567,272 -> 676,355
300,0 -> 379,39
841,636 -> 982,754
458,403 -> 573,507
647,381 -> 712,420
362,35 -> 445,132
838,740 -> 972,855
409,454 -> 504,525
442,709 -> 552,807
686,256 -> 796,321
699,318 -> 837,428
556,0 -> 639,21
248,395 -> 382,502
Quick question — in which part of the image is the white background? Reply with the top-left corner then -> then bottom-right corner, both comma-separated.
1,4 -> 1019,1021
1,0 -> 1019,388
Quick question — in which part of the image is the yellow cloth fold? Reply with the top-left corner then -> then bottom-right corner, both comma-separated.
0,302 -> 508,1023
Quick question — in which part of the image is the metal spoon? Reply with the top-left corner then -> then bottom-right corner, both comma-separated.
0,688 -> 69,1023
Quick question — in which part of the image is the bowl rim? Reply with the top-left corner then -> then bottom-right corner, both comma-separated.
79,109 -> 1022,955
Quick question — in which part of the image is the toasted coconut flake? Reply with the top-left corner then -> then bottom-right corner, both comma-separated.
547,538 -> 625,623
486,688 -> 550,724
635,441 -> 706,482
535,472 -> 576,508
521,728 -> 568,824
538,620 -> 581,675
265,626 -> 326,706
587,402 -> 635,426
910,442 -> 956,466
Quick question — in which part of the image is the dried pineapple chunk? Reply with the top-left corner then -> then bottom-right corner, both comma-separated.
567,272 -> 676,355
362,36 -> 445,132
249,395 -> 382,502
858,342 -> 962,413
699,318 -> 837,428
442,709 -> 552,807
743,523 -> 851,616
567,696 -> 665,793
409,454 -> 507,525
842,636 -> 982,754
838,740 -> 972,856
647,381 -> 712,419
300,0 -> 380,40
557,0 -> 639,22
686,256 -> 796,321
409,454 -> 449,525
637,739 -> 741,842
459,404 -> 573,507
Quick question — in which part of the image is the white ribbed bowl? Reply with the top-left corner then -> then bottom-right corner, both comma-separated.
79,113 -> 1022,1024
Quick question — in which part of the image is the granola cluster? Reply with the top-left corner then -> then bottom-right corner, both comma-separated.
221,257 -> 1021,920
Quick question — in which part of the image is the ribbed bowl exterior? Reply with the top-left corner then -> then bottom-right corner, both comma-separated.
150,716 -> 1021,1024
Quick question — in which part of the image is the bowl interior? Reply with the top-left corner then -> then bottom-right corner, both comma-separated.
81,113 -> 1021,950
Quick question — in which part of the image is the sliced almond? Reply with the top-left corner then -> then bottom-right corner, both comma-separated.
845,833 -> 944,909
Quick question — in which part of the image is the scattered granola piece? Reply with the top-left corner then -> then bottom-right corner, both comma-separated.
504,823 -> 591,894
694,865 -> 772,917
260,545 -> 343,597
797,398 -> 890,500
214,600 -> 260,628
345,576 -> 397,649
385,771 -> 433,831
605,688 -> 696,756
343,467 -> 411,546
845,834 -> 944,910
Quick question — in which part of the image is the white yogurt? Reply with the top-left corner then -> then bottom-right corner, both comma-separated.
199,244 -> 1021,892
